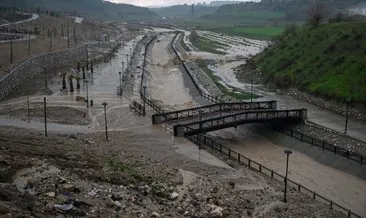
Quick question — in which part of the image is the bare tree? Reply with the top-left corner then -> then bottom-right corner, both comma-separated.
308,0 -> 327,26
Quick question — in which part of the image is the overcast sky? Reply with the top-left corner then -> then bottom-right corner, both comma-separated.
107,0 -> 244,7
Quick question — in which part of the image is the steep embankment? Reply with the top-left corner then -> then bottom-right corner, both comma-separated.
254,22 -> 366,102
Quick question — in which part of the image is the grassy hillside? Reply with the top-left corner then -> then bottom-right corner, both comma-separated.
254,22 -> 366,101
182,0 -> 365,39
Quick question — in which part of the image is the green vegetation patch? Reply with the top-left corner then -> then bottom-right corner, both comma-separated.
180,36 -> 191,52
189,31 -> 228,54
196,59 -> 258,100
108,160 -> 145,182
212,26 -> 285,40
202,11 -> 286,21
254,22 -> 366,101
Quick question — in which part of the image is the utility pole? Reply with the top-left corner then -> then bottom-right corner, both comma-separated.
102,102 -> 108,142
53,57 -> 56,75
85,80 -> 89,108
67,22 -> 70,48
143,86 -> 147,116
344,98 -> 351,134
49,33 -> 52,52
27,91 -> 30,117
44,68 -> 47,89
44,97 -> 48,137
10,38 -> 13,64
118,72 -> 122,96
250,77 -> 254,103
27,31 -> 31,56
283,150 -> 293,203
126,54 -> 129,70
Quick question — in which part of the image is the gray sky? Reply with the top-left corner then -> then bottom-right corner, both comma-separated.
107,0 -> 244,7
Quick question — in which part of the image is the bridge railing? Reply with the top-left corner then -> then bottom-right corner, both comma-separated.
181,109 -> 307,134
268,125 -> 365,166
185,132 -> 362,218
153,101 -> 277,124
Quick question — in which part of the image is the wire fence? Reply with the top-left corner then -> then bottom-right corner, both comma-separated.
185,130 -> 362,218
268,125 -> 365,166
139,32 -> 363,218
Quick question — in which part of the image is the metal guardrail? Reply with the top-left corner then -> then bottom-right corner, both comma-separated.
268,125 -> 365,166
185,131 -> 362,218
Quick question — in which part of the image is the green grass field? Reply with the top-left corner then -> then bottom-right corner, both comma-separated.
182,10 -> 286,39
201,11 -> 285,21
196,59 -> 257,100
189,31 -> 228,54
254,22 -> 366,101
212,26 -> 285,40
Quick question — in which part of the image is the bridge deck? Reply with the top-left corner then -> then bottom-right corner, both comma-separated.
152,101 -> 277,124
174,109 -> 307,136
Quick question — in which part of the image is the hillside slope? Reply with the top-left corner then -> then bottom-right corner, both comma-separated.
254,22 -> 366,102
151,4 -> 218,20
212,0 -> 365,22
0,0 -> 157,21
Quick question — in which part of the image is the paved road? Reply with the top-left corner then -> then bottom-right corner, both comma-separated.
0,13 -> 39,44
0,13 -> 39,27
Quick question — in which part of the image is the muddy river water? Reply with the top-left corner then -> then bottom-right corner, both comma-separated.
172,31 -> 366,215
0,28 -> 365,215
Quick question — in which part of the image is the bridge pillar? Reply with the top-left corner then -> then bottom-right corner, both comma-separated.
300,109 -> 308,121
152,114 -> 163,124
174,125 -> 185,137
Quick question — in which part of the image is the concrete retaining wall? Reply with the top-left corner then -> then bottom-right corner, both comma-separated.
0,45 -> 87,101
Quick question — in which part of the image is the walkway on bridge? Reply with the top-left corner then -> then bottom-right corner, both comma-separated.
151,101 -> 307,137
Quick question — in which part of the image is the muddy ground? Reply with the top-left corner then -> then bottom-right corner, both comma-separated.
0,127 -> 346,217
0,30 -> 356,218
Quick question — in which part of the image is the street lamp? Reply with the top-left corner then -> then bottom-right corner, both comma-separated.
250,77 -> 254,103
283,149 -> 293,203
102,102 -> 108,142
126,54 -> 129,70
344,98 -> 351,135
85,80 -> 89,108
118,72 -> 122,96
199,109 -> 204,131
122,61 -> 125,73
143,85 -> 147,116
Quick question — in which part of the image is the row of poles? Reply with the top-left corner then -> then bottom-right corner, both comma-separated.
37,97 -> 108,141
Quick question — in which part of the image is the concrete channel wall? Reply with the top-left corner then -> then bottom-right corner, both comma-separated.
171,32 -> 221,104
0,45 -> 87,101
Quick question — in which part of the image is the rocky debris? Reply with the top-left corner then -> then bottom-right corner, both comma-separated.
185,61 -> 222,98
170,191 -> 179,200
290,122 -> 366,156
207,204 -> 224,217
0,126 -> 348,217
288,88 -> 366,121
151,211 -> 160,217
